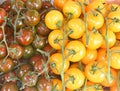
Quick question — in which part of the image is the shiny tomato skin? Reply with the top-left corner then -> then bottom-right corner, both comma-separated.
16,28 -> 34,46
0,57 -> 14,73
9,43 -> 23,59
0,43 -> 7,59
1,82 -> 18,91
23,86 -> 37,91
24,9 -> 40,26
0,28 -> 3,41
0,8 -> 7,25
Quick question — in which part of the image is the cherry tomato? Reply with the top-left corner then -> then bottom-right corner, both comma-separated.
29,54 -> 42,66
108,11 -> 120,32
36,20 -> 51,36
101,68 -> 117,87
110,47 -> 120,69
64,40 -> 86,62
0,8 -> 7,25
54,0 -> 67,10
26,0 -> 42,10
24,9 -> 40,26
1,82 -> 18,91
106,4 -> 120,12
0,28 -> 3,41
66,18 -> 85,39
22,71 -> 38,87
52,78 -> 62,91
85,61 -> 107,83
45,10 -> 64,30
22,45 -> 34,59
82,30 -> 103,50
50,53 -> 70,75
87,10 -> 104,30
64,68 -> 85,90
48,29 -> 68,50
0,1 -> 11,12
17,63 -> 33,79
110,84 -> 118,91
81,48 -> 97,65
16,28 -> 34,46
0,57 -> 14,73
32,34 -> 46,49
23,86 -> 37,91
9,43 -> 23,59
37,77 -> 52,91
0,43 -> 7,59
63,0 -> 81,18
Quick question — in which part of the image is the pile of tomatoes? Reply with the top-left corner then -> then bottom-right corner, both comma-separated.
0,0 -> 120,91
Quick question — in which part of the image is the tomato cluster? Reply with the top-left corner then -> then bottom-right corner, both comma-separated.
0,0 -> 120,91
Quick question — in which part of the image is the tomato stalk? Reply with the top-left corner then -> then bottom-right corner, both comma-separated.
79,1 -> 89,45
0,16 -> 9,61
105,17 -> 111,83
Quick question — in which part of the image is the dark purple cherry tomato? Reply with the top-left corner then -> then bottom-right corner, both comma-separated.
9,43 -> 23,59
37,77 -> 52,91
11,0 -> 25,12
29,54 -> 42,66
36,20 -> 51,36
4,71 -> 17,83
22,45 -> 34,59
0,43 -> 7,59
23,86 -> 37,91
17,63 -> 33,79
0,1 -> 11,12
1,82 -> 18,91
22,71 -> 38,87
0,28 -> 3,41
24,9 -> 40,26
16,28 -> 34,46
42,1 -> 53,9
26,0 -> 42,10
32,34 -> 46,49
0,8 -> 7,25
0,57 -> 14,73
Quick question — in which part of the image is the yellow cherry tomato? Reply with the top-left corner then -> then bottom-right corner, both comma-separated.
81,48 -> 97,65
45,10 -> 64,30
63,0 -> 81,18
82,31 -> 103,50
64,68 -> 85,90
50,53 -> 70,75
48,29 -> 68,50
52,78 -> 62,91
87,10 -> 104,30
110,47 -> 120,69
108,11 -> 120,32
64,40 -> 86,62
66,18 -> 85,39
85,61 -> 107,83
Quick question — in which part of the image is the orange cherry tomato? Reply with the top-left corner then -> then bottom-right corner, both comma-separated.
64,40 -> 86,62
66,18 -> 85,39
110,84 -> 118,91
54,0 -> 67,10
50,53 -> 70,75
48,29 -> 68,50
110,47 -> 120,69
81,48 -> 97,65
85,61 -> 107,83
52,78 -> 62,91
82,81 -> 103,91
101,68 -> 118,87
64,68 -> 85,90
108,11 -> 120,32
63,0 -> 81,18
106,3 -> 120,12
86,0 -> 107,16
116,32 -> 120,39
87,10 -> 104,30
45,10 -> 64,30
100,25 -> 116,48
82,31 -> 103,50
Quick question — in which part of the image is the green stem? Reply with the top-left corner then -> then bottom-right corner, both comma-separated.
105,17 -> 111,83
